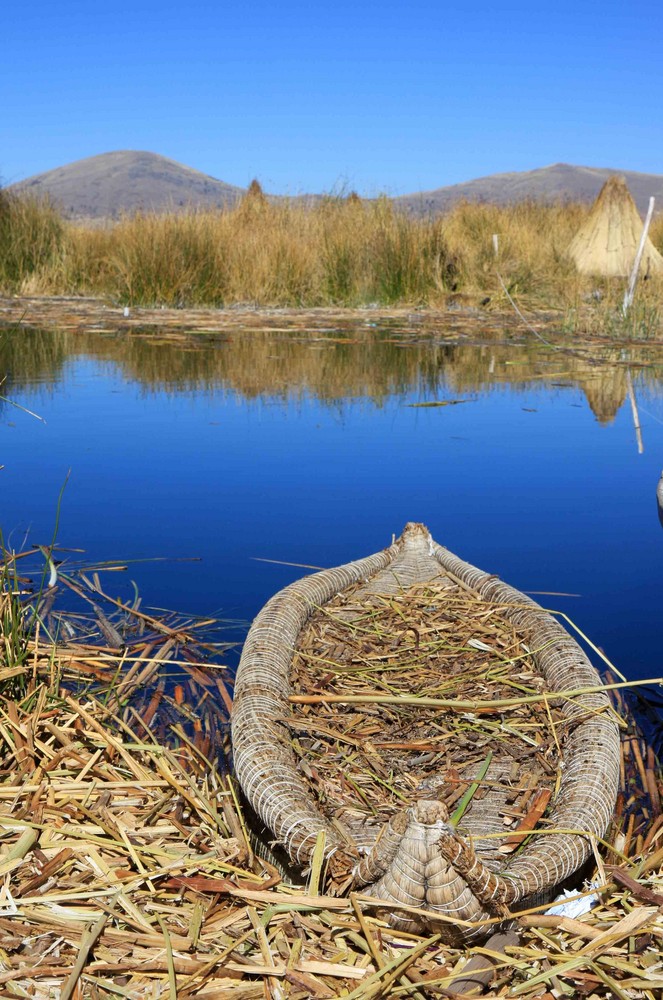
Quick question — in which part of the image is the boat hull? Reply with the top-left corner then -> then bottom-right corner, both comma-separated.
232,524 -> 620,939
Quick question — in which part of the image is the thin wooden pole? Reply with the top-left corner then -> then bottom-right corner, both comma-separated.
623,196 -> 655,314
625,368 -> 644,455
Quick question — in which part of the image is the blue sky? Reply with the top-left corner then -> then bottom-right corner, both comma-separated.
3,1 -> 662,195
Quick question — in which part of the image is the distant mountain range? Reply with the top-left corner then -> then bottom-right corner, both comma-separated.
9,151 -> 244,220
397,163 -> 663,217
8,150 -> 663,220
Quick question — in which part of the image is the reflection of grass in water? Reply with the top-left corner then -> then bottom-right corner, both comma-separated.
0,326 -> 69,387
59,334 -> 663,429
0,326 -> 70,422
68,332 -> 566,404
2,325 -> 661,424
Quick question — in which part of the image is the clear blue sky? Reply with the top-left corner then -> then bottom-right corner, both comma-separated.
3,1 -> 662,195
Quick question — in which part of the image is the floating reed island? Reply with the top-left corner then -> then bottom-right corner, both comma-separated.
1,541 -> 663,996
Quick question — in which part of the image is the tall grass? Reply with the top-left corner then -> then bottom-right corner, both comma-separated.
442,199 -> 587,302
0,542 -> 30,700
86,195 -> 460,307
0,189 -> 64,290
1,187 -> 662,325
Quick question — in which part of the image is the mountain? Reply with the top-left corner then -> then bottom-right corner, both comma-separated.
395,163 -> 663,217
7,152 -> 663,220
9,150 -> 245,220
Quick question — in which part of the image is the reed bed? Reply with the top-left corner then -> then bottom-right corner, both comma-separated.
0,190 -> 64,291
1,551 -> 662,996
2,188 -> 662,331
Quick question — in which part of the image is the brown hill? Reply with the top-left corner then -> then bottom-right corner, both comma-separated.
8,152 -> 663,221
396,163 -> 663,217
9,150 -> 245,220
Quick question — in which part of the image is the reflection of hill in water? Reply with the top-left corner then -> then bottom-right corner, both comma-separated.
1,327 -> 660,422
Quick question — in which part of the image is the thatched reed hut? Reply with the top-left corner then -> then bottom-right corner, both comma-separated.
568,175 -> 663,278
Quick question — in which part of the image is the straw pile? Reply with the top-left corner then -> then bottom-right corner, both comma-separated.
288,580 -> 563,865
568,176 -> 663,278
2,553 -> 663,996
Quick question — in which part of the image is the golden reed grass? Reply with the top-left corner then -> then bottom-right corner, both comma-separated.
2,188 -> 663,326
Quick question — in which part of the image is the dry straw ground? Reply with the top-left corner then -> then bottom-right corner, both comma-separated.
1,547 -> 662,998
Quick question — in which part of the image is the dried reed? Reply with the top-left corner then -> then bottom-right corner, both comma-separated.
287,582 -> 566,855
2,189 -> 662,331
1,550 -> 662,997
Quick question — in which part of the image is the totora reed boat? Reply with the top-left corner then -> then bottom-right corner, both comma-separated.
231,523 -> 620,941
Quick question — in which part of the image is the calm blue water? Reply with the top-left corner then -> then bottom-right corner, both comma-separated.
2,328 -> 663,697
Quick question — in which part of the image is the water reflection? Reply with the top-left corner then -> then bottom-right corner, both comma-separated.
0,328 -> 69,398
1,323 -> 663,702
581,364 -> 628,425
658,472 -> 663,528
1,325 -> 660,425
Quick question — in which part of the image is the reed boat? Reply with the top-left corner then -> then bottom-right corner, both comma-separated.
232,523 -> 620,941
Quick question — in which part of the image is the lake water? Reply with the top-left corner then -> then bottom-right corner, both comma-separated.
2,323 -> 662,735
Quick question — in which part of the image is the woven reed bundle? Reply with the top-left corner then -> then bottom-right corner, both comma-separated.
232,523 -> 620,942
568,175 -> 663,278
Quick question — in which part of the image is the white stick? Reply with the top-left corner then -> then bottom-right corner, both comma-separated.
623,196 -> 655,315
492,233 -> 499,258
625,369 -> 644,455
